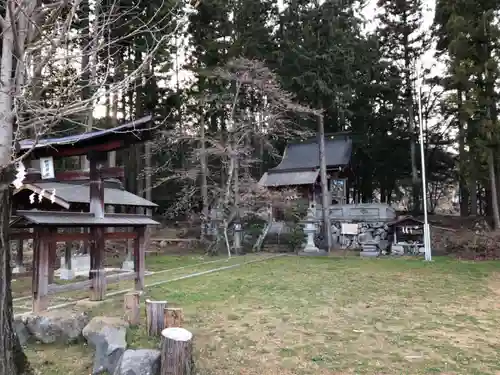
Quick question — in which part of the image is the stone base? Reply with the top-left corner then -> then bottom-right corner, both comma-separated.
13,265 -> 26,274
121,260 -> 134,271
59,268 -> 75,280
298,249 -> 328,256
360,251 -> 380,258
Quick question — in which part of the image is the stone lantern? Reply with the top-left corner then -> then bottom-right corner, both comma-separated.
299,206 -> 327,256
233,219 -> 242,254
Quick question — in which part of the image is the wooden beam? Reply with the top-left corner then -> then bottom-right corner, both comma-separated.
134,226 -> 146,291
55,140 -> 124,158
11,231 -> 137,241
24,167 -> 125,182
12,271 -> 31,279
105,231 -> 137,240
32,229 -> 49,312
47,271 -> 136,295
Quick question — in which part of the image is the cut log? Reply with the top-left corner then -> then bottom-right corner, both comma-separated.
123,291 -> 141,326
164,307 -> 183,328
160,327 -> 194,375
145,299 -> 167,336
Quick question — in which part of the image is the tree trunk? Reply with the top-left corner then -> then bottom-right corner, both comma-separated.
457,89 -> 469,216
470,164 -> 478,215
160,328 -> 194,375
402,15 -> 420,214
200,106 -> 209,240
0,7 -> 32,372
318,114 -> 332,252
123,291 -> 140,326
164,307 -> 184,328
79,0 -> 91,170
146,299 -> 167,336
0,178 -> 33,375
487,149 -> 500,230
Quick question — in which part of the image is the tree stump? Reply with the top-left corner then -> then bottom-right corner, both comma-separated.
160,327 -> 194,375
145,299 -> 167,336
123,291 -> 141,326
164,307 -> 183,328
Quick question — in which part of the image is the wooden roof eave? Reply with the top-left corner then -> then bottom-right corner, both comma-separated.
17,115 -> 155,160
14,184 -> 71,209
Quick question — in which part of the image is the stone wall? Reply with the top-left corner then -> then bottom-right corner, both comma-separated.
330,221 -> 390,253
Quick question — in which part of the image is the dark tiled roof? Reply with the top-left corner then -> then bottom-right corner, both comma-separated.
19,115 -> 153,151
16,181 -> 157,208
13,210 -> 159,227
271,136 -> 352,172
259,169 -> 319,187
387,215 -> 424,227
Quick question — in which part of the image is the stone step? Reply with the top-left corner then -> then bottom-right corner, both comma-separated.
360,251 -> 380,257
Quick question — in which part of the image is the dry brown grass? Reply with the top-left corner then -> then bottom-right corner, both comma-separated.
24,256 -> 500,375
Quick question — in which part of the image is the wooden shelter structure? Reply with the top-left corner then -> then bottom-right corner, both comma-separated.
10,115 -> 159,312
386,216 -> 424,245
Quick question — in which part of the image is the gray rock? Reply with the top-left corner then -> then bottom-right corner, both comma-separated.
391,244 -> 405,255
83,316 -> 129,375
14,316 -> 31,346
378,240 -> 389,251
113,349 -> 161,375
358,232 -> 373,244
24,310 -> 90,344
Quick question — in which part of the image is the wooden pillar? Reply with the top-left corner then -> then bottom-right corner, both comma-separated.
134,226 -> 146,291
32,228 -> 49,312
13,238 -> 24,273
89,154 -> 105,218
48,228 -> 57,284
88,151 -> 107,301
64,232 -> 72,269
89,226 -> 106,300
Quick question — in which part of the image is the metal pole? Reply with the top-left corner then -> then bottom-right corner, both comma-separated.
417,75 -> 432,261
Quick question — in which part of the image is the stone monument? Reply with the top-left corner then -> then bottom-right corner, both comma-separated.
298,206 -> 327,256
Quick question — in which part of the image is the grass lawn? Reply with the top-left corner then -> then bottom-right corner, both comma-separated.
25,255 -> 500,375
12,253 -> 238,301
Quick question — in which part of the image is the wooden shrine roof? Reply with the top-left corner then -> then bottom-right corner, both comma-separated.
259,133 -> 352,187
18,115 -> 153,159
272,134 -> 352,172
386,215 -> 424,227
12,211 -> 160,228
14,181 -> 158,209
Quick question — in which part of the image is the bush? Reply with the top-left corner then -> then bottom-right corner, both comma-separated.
280,200 -> 309,252
435,228 -> 500,260
241,214 -> 267,252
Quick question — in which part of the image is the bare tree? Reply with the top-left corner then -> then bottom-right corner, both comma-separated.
0,0 -> 183,372
156,58 -> 317,254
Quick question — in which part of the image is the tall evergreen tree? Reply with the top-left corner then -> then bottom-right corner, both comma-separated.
377,0 -> 427,212
434,0 -> 500,225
